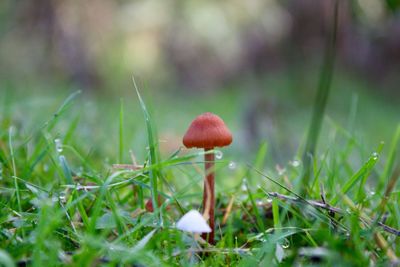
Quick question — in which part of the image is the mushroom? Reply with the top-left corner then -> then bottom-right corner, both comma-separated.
176,210 -> 211,233
183,112 -> 232,244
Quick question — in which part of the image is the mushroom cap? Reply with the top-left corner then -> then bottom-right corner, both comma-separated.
183,112 -> 232,149
176,210 -> 211,233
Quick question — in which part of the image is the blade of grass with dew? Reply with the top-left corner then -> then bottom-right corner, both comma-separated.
329,143 -> 383,206
301,0 -> 339,195
26,92 -> 81,177
356,143 -> 384,203
133,77 -> 161,223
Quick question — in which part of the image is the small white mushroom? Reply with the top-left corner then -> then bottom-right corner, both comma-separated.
176,210 -> 211,233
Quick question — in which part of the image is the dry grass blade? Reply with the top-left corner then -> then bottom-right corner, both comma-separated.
222,195 -> 235,225
267,192 -> 400,236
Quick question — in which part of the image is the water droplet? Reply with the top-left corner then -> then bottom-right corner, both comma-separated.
281,238 -> 290,249
43,164 -> 49,172
215,150 -> 223,160
54,138 -> 63,153
372,152 -> 378,160
241,178 -> 248,191
369,191 -> 376,196
277,167 -> 286,176
59,192 -> 66,203
290,160 -> 300,167
228,161 -> 237,170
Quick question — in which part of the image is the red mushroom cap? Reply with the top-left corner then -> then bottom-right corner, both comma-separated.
183,112 -> 232,149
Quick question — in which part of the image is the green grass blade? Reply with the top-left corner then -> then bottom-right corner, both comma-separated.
0,249 -> 15,267
245,180 -> 265,232
8,127 -> 22,219
377,124 -> 400,192
133,77 -> 160,222
301,0 -> 339,195
22,90 -> 81,145
59,155 -> 73,184
119,98 -> 124,163
330,144 -> 384,205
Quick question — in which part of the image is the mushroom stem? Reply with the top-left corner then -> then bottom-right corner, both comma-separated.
202,148 -> 215,244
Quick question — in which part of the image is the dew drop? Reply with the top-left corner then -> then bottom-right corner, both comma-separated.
241,184 -> 247,191
291,160 -> 300,167
282,238 -> 290,249
54,138 -> 63,153
369,191 -> 376,196
241,178 -> 248,191
277,167 -> 286,176
215,150 -> 223,160
372,152 -> 378,160
228,161 -> 237,170
59,192 -> 66,203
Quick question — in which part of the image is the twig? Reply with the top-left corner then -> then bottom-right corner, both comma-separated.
112,164 -> 143,170
172,248 -> 252,257
266,191 -> 400,236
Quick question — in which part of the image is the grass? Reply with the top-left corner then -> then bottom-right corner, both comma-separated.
0,80 -> 399,266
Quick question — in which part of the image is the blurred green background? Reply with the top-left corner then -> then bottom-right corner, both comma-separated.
1,0 -> 399,164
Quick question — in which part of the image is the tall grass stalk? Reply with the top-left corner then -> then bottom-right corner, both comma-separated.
301,0 -> 339,195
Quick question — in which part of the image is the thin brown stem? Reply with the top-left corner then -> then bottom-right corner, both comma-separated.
202,148 -> 215,244
267,191 -> 400,236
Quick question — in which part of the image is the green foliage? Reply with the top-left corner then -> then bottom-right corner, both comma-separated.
0,85 -> 399,266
